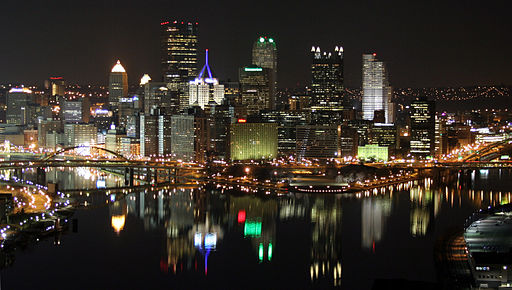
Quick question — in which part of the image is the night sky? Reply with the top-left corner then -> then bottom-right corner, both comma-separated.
0,0 -> 510,88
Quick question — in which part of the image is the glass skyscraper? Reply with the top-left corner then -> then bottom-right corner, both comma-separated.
362,53 -> 393,123
310,46 -> 344,110
252,36 -> 277,108
410,98 -> 435,158
160,21 -> 198,109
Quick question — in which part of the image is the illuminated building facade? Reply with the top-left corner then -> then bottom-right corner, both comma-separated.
310,46 -> 344,109
108,60 -> 128,107
410,99 -> 435,158
6,87 -> 35,125
158,114 -> 172,157
296,125 -> 340,160
357,144 -> 389,161
139,114 -> 158,157
188,49 -> 224,109
62,100 -> 83,123
260,111 -> 308,157
160,21 -> 198,109
362,53 -> 394,123
144,83 -> 171,115
434,114 -> 448,157
229,122 -> 278,161
44,77 -> 65,105
252,37 -> 277,109
105,127 -> 126,154
63,123 -> 97,147
239,66 -> 271,116
369,123 -> 397,149
38,120 -> 62,148
170,115 -> 195,161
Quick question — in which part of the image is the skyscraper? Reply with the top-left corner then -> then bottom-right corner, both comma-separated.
161,21 -> 198,109
362,53 -> 393,123
410,98 -> 435,158
188,49 -> 224,109
6,87 -> 34,125
109,60 -> 128,108
252,36 -> 277,109
310,46 -> 344,109
239,66 -> 271,116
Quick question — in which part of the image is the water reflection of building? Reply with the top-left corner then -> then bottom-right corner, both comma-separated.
309,196 -> 343,287
110,198 -> 127,234
124,188 -> 227,275
361,197 -> 391,251
409,182 -> 436,237
229,195 -> 277,263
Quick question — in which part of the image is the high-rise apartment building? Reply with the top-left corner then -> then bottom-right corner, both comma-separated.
161,21 -> 198,109
310,46 -> 344,109
252,37 -> 277,109
188,49 -> 224,109
362,53 -> 393,123
109,60 -> 128,108
410,99 -> 435,158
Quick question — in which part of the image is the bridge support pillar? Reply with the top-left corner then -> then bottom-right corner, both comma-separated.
146,168 -> 152,184
124,168 -> 134,187
14,168 -> 22,180
36,167 -> 46,185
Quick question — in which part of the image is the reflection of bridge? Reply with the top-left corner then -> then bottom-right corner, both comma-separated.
0,159 -> 204,187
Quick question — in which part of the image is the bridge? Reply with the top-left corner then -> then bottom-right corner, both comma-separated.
41,145 -> 129,161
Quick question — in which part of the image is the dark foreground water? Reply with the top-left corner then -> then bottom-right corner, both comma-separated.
1,168 -> 511,289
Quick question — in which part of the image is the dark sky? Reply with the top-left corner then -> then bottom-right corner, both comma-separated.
0,0 -> 511,88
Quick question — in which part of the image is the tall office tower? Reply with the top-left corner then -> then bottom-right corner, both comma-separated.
310,46 -> 344,109
139,114 -> 159,157
252,36 -> 277,109
161,21 -> 198,108
260,111 -> 308,157
143,82 -> 178,115
434,114 -> 448,157
43,77 -> 66,105
6,87 -> 34,125
410,98 -> 435,158
170,115 -> 195,161
188,49 -> 224,109
362,53 -> 394,123
109,60 -> 128,108
239,66 -> 271,116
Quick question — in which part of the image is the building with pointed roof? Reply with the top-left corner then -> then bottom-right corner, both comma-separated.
109,60 -> 128,108
188,49 -> 224,109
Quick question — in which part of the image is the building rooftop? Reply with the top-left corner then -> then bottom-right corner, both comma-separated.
111,60 -> 126,73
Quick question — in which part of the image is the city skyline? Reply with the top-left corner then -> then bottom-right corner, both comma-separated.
0,0 -> 510,88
